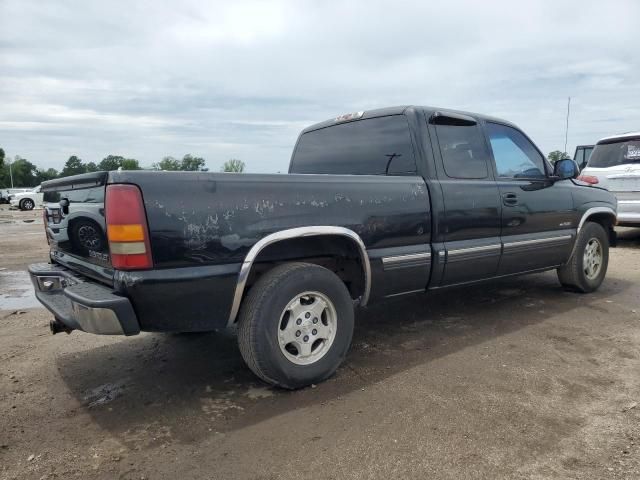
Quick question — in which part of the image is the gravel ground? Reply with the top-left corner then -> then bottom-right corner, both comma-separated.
1,204 -> 640,479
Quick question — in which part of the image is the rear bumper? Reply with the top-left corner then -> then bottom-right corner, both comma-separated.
616,200 -> 640,225
29,262 -> 140,335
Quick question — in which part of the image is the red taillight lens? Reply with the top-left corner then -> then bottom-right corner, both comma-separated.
577,174 -> 599,185
105,184 -> 153,270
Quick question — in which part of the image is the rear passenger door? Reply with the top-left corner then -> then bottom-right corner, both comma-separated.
430,113 -> 502,285
484,122 -> 575,275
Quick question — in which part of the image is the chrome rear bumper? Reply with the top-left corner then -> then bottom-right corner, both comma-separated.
28,263 -> 140,335
616,199 -> 640,225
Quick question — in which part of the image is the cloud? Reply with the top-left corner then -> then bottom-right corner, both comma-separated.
1,0 -> 639,172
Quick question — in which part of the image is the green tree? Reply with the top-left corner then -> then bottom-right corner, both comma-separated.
7,156 -> 39,187
181,154 -> 206,171
547,150 -> 570,164
221,158 -> 245,173
98,155 -> 141,171
86,162 -> 99,172
153,156 -> 181,171
0,148 -> 6,187
120,158 -> 141,170
35,168 -> 59,183
60,155 -> 87,177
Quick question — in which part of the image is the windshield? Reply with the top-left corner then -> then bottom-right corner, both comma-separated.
588,140 -> 640,168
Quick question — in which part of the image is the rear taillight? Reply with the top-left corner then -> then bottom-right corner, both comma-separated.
577,174 -> 599,185
105,184 -> 153,270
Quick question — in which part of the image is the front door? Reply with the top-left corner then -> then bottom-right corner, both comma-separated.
484,122 -> 575,275
430,113 -> 502,286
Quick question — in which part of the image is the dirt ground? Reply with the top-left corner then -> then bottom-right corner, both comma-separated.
1,203 -> 640,480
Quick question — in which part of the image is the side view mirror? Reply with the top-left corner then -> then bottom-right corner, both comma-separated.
59,197 -> 70,214
553,158 -> 579,180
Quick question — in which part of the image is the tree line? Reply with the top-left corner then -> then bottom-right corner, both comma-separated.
1,144 -> 570,189
0,147 -> 245,188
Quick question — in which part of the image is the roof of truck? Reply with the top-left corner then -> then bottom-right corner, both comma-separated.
300,105 -> 516,134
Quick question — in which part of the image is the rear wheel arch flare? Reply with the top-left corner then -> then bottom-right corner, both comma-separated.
227,226 -> 371,327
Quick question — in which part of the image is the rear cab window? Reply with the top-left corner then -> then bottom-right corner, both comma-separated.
290,115 -> 417,175
588,138 -> 640,168
434,122 -> 490,179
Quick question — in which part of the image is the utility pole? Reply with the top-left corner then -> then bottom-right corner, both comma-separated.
564,96 -> 571,155
9,158 -> 14,188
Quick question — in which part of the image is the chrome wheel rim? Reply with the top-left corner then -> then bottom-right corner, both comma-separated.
277,291 -> 337,366
24,200 -> 33,209
583,238 -> 603,280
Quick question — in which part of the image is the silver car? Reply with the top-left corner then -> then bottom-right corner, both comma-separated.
579,132 -> 640,226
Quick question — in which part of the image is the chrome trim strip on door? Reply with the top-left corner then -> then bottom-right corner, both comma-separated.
448,244 -> 502,256
382,252 -> 431,270
227,226 -> 371,327
385,288 -> 425,298
502,235 -> 572,250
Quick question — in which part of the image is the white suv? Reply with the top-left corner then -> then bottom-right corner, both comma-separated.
579,132 -> 640,226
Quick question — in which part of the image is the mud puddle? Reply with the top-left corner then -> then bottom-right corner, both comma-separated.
0,269 -> 41,310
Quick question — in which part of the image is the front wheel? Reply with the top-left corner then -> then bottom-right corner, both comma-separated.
557,221 -> 609,293
237,262 -> 354,389
20,198 -> 35,211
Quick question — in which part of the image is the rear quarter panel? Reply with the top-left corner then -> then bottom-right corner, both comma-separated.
108,171 -> 431,330
109,171 -> 431,267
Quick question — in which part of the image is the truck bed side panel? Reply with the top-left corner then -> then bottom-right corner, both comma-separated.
109,171 -> 431,329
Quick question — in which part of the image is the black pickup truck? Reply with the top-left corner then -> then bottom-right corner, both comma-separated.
30,106 -> 617,389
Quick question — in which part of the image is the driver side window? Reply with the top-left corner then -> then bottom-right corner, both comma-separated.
487,122 -> 546,179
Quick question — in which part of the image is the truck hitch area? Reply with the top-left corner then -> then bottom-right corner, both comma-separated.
50,319 -> 73,335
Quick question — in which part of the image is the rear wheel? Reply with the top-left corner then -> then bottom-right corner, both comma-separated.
557,221 -> 609,293
237,262 -> 354,389
20,198 -> 34,211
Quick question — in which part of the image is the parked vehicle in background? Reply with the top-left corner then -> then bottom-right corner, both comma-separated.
44,188 -> 106,256
0,188 -> 31,204
574,144 -> 594,170
578,132 -> 640,226
10,185 -> 44,210
30,106 -> 617,389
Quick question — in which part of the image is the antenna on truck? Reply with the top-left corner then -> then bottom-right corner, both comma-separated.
564,96 -> 571,154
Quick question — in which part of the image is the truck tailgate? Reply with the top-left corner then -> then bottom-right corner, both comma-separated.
41,172 -> 114,285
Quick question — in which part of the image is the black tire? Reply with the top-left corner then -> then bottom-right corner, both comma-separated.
20,199 -> 34,211
237,262 -> 354,389
70,220 -> 104,253
557,221 -> 609,293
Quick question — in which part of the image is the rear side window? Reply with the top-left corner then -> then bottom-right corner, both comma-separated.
435,123 -> 490,179
588,140 -> 640,168
290,116 -> 417,175
43,186 -> 104,204
486,123 -> 546,179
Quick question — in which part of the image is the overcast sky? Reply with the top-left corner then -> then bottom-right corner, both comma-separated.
1,0 -> 639,173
